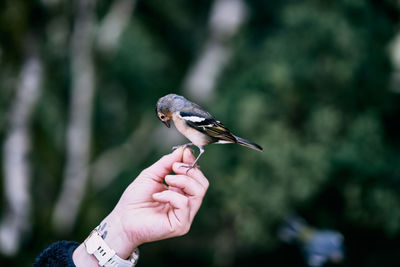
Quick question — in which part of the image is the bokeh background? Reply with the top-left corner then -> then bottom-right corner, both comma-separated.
1,0 -> 400,266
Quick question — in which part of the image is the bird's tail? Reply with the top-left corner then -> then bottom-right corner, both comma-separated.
234,135 -> 263,152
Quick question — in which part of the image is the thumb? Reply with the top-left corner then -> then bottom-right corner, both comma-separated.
142,147 -> 184,181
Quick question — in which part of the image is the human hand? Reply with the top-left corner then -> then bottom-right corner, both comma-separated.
113,146 -> 209,252
73,147 -> 209,265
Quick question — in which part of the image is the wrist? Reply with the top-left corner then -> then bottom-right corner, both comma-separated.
73,211 -> 140,267
98,211 -> 138,259
84,229 -> 139,266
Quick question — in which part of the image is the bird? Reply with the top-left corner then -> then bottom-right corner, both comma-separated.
156,94 -> 263,169
278,215 -> 344,267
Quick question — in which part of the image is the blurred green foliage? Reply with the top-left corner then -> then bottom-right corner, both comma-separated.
1,0 -> 400,266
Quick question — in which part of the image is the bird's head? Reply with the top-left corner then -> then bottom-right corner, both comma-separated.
156,94 -> 180,128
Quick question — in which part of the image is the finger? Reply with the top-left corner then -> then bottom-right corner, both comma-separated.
142,147 -> 184,181
152,190 -> 190,224
153,190 -> 189,209
165,175 -> 206,197
173,162 -> 209,190
165,174 -> 207,222
182,147 -> 196,165
168,185 -> 184,195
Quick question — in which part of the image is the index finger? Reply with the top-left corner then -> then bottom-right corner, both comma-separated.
142,147 -> 184,182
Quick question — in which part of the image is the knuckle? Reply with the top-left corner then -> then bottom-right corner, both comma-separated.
203,179 -> 210,190
160,155 -> 169,162
180,225 -> 190,236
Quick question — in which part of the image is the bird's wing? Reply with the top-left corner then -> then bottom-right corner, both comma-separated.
179,111 -> 237,143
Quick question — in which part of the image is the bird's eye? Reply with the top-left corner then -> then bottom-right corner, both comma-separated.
160,114 -> 165,120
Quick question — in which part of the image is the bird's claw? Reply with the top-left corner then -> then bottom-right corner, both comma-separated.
172,145 -> 184,151
179,163 -> 199,174
171,143 -> 194,151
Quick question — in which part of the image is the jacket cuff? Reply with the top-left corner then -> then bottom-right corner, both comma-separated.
34,240 -> 80,267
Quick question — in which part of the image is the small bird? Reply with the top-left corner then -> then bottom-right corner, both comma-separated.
278,215 -> 345,267
156,94 -> 263,169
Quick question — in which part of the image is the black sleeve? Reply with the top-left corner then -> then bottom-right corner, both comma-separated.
34,241 -> 80,267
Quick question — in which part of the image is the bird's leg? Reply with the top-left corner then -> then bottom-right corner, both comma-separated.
190,148 -> 204,167
181,147 -> 204,172
172,143 -> 194,151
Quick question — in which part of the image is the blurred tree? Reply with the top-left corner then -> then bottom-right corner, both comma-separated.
0,35 -> 42,255
52,0 -> 97,233
0,0 -> 399,266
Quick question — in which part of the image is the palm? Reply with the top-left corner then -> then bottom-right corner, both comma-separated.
121,177 -> 179,243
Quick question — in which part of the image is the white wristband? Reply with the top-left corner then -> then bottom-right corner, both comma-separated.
84,229 -> 139,267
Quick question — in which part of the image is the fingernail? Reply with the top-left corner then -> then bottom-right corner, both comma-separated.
153,192 -> 162,198
165,175 -> 174,181
184,147 -> 194,154
174,162 -> 185,168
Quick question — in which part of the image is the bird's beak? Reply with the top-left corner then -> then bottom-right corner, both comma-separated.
163,120 -> 171,128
